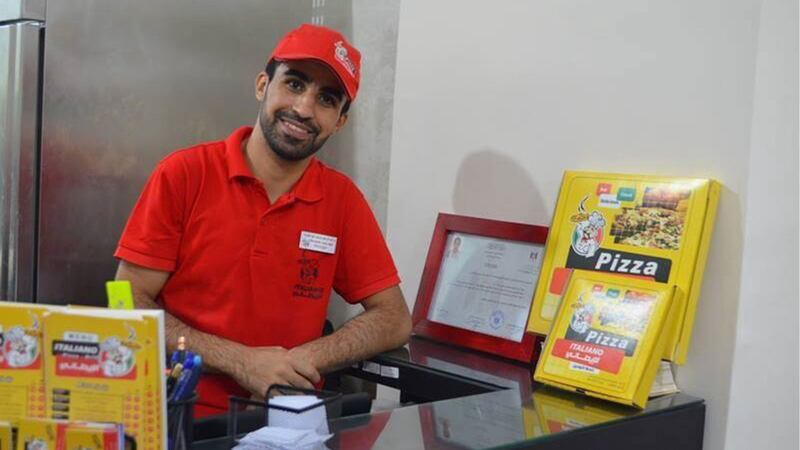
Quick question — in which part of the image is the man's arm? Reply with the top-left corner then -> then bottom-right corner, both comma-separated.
115,260 -> 320,395
290,285 -> 412,373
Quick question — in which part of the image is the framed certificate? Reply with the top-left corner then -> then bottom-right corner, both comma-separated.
412,213 -> 549,362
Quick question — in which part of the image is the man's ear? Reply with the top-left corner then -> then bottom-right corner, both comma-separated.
255,72 -> 268,102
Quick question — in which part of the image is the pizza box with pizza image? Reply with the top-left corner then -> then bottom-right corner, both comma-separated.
533,271 -> 679,408
527,171 -> 719,364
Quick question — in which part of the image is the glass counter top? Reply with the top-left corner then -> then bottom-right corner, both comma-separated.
328,385 -> 700,449
194,337 -> 704,449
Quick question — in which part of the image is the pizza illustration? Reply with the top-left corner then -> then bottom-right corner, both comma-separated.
610,207 -> 685,250
99,337 -> 135,378
2,326 -> 39,368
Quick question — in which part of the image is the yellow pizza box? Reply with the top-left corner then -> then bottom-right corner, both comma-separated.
527,171 -> 719,363
533,271 -> 679,408
0,421 -> 11,450
0,302 -> 54,420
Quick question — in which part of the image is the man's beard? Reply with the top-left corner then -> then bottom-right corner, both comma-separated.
260,108 -> 328,161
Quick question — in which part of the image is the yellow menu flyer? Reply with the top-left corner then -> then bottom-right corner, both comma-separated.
528,171 -> 719,363
44,309 -> 165,450
0,302 -> 51,421
533,271 -> 678,408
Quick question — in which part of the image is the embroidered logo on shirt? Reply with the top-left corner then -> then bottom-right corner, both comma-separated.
299,258 -> 319,284
293,255 -> 324,300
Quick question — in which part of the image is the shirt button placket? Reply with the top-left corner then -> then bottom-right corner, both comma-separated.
253,213 -> 271,255
251,180 -> 271,256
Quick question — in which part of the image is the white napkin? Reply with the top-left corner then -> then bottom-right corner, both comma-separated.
267,395 -> 329,435
233,426 -> 332,450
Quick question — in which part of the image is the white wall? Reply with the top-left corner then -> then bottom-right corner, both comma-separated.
386,1 -> 798,449
724,0 -> 799,448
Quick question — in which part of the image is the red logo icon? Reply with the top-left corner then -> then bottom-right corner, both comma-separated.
597,183 -> 612,195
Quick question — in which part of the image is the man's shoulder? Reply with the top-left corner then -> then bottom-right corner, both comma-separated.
316,160 -> 360,192
156,137 -> 227,171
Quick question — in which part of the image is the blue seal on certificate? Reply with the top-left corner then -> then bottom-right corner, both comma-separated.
489,310 -> 505,329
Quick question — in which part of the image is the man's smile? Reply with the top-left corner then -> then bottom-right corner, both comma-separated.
279,117 -> 314,140
274,109 -> 320,143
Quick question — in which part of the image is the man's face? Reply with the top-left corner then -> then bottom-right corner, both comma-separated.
258,60 -> 349,161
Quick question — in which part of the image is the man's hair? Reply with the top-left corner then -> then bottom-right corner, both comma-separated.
265,60 -> 351,115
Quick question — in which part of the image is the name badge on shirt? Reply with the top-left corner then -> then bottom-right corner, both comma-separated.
299,231 -> 338,254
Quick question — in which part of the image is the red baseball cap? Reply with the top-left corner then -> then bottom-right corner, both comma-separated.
269,24 -> 361,101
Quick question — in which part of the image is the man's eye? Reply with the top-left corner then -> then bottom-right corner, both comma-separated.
286,79 -> 303,91
318,94 -> 336,107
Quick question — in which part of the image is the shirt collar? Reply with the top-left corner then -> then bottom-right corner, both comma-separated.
224,126 -> 324,203
225,126 -> 256,180
291,158 -> 324,203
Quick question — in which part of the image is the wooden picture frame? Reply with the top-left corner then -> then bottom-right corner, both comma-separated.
411,213 -> 549,362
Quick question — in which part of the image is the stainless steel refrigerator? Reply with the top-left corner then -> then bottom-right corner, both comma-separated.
1,0 -> 364,306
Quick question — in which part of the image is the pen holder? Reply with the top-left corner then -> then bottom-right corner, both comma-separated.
227,385 -> 343,446
167,393 -> 197,450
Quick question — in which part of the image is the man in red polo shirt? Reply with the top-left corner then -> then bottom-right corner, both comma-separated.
114,24 -> 411,416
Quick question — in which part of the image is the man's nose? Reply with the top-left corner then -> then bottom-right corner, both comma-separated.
292,90 -> 316,118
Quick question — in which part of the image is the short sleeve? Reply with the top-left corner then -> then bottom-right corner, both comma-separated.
333,185 -> 400,303
114,156 -> 187,272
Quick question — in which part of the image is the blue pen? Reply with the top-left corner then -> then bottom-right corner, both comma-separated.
181,353 -> 196,372
173,355 -> 202,401
169,356 -> 196,402
182,355 -> 203,400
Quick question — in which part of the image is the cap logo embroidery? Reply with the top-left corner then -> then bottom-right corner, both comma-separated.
334,41 -> 357,77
